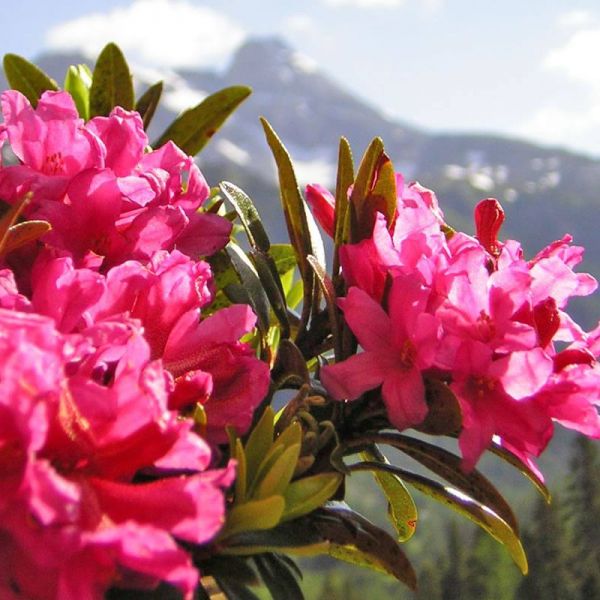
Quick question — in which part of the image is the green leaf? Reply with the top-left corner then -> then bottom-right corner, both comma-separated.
286,279 -> 304,311
214,578 -> 261,600
349,461 -> 528,574
349,139 -> 397,242
282,472 -> 343,522
64,64 -> 92,120
221,182 -> 270,252
89,43 -> 134,117
222,516 -> 326,553
245,407 -> 275,481
272,420 -> 303,452
222,496 -> 286,539
235,439 -> 248,503
333,136 -> 354,251
307,254 -> 341,360
135,80 -> 163,130
1,220 -> 51,255
255,443 -> 301,500
269,244 -> 297,276
249,444 -> 286,496
360,446 -> 417,542
226,242 -> 270,333
250,249 -> 290,338
154,86 -> 251,155
315,502 -> 417,590
489,441 -> 551,504
3,54 -> 58,106
260,118 -> 325,336
371,432 -> 519,534
253,554 -> 304,600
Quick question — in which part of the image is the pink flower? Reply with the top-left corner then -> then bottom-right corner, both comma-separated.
321,275 -> 440,430
0,308 -> 233,599
0,90 -> 104,204
163,304 -> 271,443
449,340 -> 554,471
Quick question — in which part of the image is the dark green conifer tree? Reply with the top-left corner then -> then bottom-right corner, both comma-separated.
516,493 -> 576,600
567,437 -> 600,599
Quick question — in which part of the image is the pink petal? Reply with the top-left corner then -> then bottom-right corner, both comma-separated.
321,352 -> 388,401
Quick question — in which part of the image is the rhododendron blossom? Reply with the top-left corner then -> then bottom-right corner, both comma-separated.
0,309 -> 233,599
0,90 -> 232,269
313,175 -> 600,471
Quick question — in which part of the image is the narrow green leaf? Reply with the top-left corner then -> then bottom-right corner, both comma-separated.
250,249 -> 290,338
3,54 -> 58,106
307,254 -> 341,360
154,86 -> 251,155
244,407 -> 275,481
213,579 -> 261,600
360,446 -> 417,542
64,64 -> 92,120
269,244 -> 297,276
1,220 -> 51,255
315,502 -> 417,589
135,80 -> 163,130
227,242 -> 271,333
260,118 -> 325,336
272,421 -> 303,453
254,554 -> 304,600
249,444 -> 285,496
235,439 -> 248,503
220,182 -> 270,252
373,432 -> 519,534
333,136 -> 354,251
367,151 -> 397,228
287,279 -> 304,311
349,462 -> 528,574
282,472 -> 343,522
221,496 -> 285,539
332,137 -> 354,296
489,441 -> 551,504
89,43 -> 134,117
255,443 -> 301,500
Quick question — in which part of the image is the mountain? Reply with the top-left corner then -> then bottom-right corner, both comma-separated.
1,37 -> 598,326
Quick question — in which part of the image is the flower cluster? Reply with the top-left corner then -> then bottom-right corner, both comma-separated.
311,175 -> 600,472
0,90 -> 270,599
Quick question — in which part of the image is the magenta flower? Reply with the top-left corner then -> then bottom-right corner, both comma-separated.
321,275 -> 440,430
449,340 -> 555,471
0,308 -> 234,599
163,304 -> 271,442
0,90 -> 104,204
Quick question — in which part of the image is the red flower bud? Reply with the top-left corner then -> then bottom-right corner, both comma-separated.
475,198 -> 505,257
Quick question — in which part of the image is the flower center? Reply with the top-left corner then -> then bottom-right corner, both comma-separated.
43,152 -> 66,176
476,310 -> 496,342
399,339 -> 417,370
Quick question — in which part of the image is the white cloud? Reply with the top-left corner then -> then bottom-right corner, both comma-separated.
557,10 -> 595,29
544,26 -> 600,87
323,0 -> 442,10
517,104 -> 600,155
283,14 -> 316,35
45,0 -> 245,70
517,15 -> 600,155
324,0 -> 406,8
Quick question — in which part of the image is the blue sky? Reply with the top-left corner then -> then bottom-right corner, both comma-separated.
3,1 -> 600,156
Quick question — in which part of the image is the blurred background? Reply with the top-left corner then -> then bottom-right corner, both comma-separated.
2,2 -> 599,598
